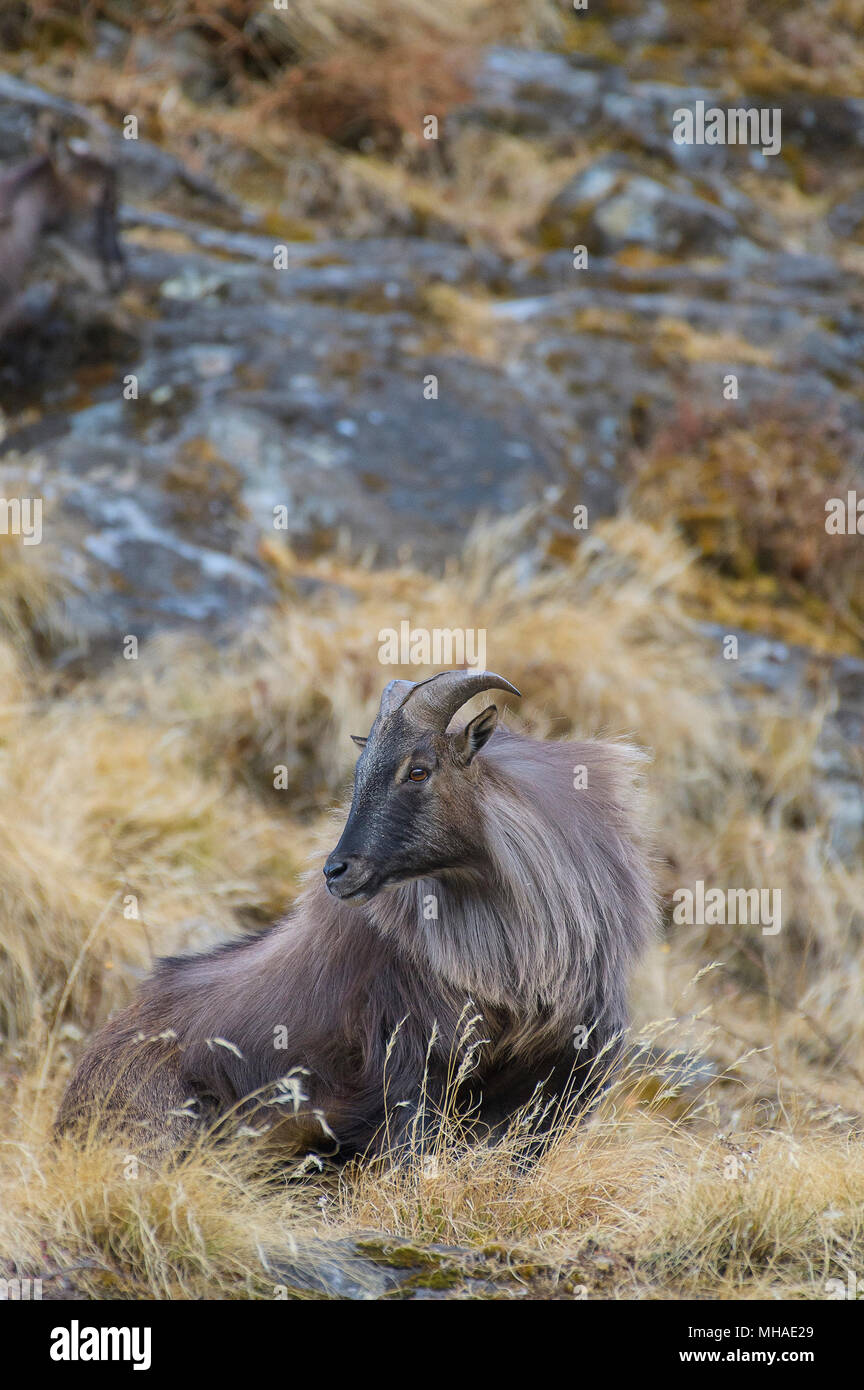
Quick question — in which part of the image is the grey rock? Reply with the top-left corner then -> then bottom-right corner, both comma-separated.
270,1241 -> 408,1300
539,157 -> 750,255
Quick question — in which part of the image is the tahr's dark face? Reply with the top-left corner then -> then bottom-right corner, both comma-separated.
322,705 -> 498,905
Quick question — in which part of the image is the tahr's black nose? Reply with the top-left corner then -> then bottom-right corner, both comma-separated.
323,858 -> 348,883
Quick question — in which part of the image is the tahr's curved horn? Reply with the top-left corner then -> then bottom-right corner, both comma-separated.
378,678 -> 418,718
397,669 -> 521,731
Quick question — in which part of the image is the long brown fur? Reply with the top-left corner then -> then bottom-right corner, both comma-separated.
58,701 -> 657,1162
0,143 -> 124,330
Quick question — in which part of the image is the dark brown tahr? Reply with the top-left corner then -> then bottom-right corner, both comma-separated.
57,670 -> 658,1161
0,131 -> 125,332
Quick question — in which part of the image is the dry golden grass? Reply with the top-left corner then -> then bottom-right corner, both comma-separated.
650,319 -> 778,370
18,0 -> 563,60
629,406 -> 864,654
340,1105 -> 864,1299
8,0 -> 576,247
621,0 -> 864,95
3,1049 -> 862,1300
329,134 -> 585,251
14,0 -> 561,156
262,40 -> 474,153
0,525 -> 70,663
1,1073 -> 326,1300
0,507 -> 861,1298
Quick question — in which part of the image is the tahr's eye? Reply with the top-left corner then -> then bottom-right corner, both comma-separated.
408,767 -> 428,782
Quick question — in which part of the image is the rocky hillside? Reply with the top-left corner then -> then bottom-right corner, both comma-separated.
0,3 -> 862,648
0,1 -> 862,1302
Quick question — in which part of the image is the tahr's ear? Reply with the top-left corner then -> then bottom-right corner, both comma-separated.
453,704 -> 498,765
350,735 -> 367,749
